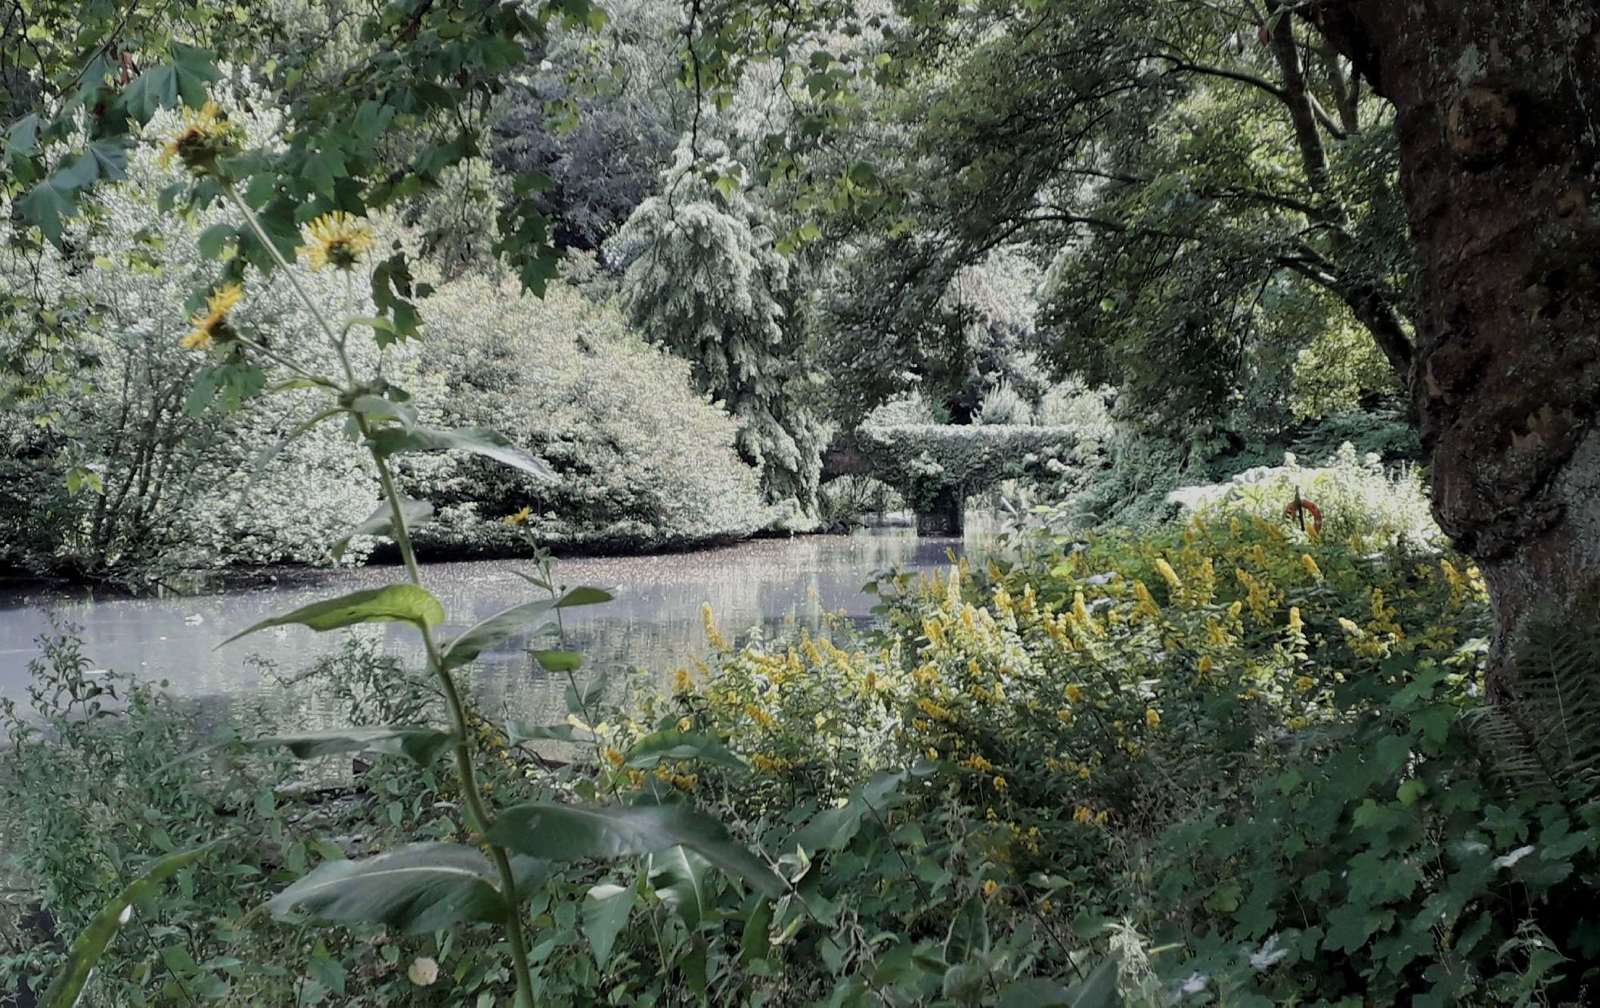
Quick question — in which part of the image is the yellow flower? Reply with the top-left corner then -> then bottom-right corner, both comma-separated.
1064,684 -> 1086,704
925,747 -> 939,761
299,211 -> 375,272
1337,617 -> 1363,637
1294,675 -> 1317,692
677,716 -> 692,732
961,753 -> 995,773
1055,707 -> 1074,724
1286,606 -> 1304,636
181,282 -> 244,349
602,745 -> 624,768
992,775 -> 1007,791
161,100 -> 239,173
744,704 -> 775,730
702,603 -> 730,653
1144,707 -> 1161,729
1073,805 -> 1096,824
1301,554 -> 1324,582
672,668 -> 693,693
982,879 -> 999,898
1154,557 -> 1182,591
503,506 -> 532,526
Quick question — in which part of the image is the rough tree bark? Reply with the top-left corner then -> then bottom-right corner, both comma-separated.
1307,1 -> 1600,694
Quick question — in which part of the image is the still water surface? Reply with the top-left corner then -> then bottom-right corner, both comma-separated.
0,527 -> 983,731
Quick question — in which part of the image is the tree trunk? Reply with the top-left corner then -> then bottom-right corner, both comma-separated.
1308,2 -> 1600,693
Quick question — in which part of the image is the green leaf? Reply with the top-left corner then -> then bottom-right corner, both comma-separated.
220,585 -> 445,647
486,803 -> 784,897
269,843 -> 544,935
331,498 -> 434,561
790,769 -> 909,854
944,896 -> 989,965
368,425 -> 554,480
557,586 -> 615,608
740,897 -> 773,964
648,847 -> 710,928
625,731 -> 744,771
532,649 -> 582,673
998,959 -> 1121,1007
441,599 -> 558,671
18,180 -> 71,244
581,882 -> 636,968
349,394 -> 419,430
506,721 -> 597,746
43,843 -> 219,1008
245,727 -> 454,766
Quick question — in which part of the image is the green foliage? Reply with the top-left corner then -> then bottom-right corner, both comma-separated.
397,274 -> 769,555
609,138 -> 827,510
845,424 -> 1100,513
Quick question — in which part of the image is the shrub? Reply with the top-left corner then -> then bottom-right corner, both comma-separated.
395,276 -> 767,554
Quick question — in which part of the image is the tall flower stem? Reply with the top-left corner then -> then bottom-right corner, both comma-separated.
222,186 -> 537,1006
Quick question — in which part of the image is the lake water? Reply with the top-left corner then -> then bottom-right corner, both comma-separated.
0,527 -> 983,734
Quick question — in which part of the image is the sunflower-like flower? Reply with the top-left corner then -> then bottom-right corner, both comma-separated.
503,506 -> 532,526
161,101 -> 240,174
299,211 -> 375,272
181,283 -> 244,350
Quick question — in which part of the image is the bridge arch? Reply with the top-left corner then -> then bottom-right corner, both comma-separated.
821,425 -> 1096,535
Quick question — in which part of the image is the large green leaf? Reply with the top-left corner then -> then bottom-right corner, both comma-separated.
331,498 -> 434,560
269,843 -> 546,935
440,598 -> 557,671
368,425 -> 553,480
790,769 -> 909,854
507,721 -> 598,746
581,882 -> 637,968
996,959 -> 1121,1008
557,586 -> 614,608
246,727 -> 454,766
486,803 -> 784,897
648,846 -> 712,928
625,731 -> 745,771
43,843 -> 219,1008
220,585 -> 445,646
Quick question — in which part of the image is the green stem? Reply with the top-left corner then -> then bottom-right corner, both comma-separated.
221,182 -> 537,1006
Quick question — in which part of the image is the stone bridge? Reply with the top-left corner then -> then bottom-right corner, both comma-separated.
821,424 -> 1095,535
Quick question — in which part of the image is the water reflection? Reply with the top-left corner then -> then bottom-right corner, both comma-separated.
0,526 -> 988,732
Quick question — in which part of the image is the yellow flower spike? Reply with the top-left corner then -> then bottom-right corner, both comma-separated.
299,210 -> 375,272
1154,558 -> 1182,591
181,282 -> 244,350
1287,607 -> 1304,636
1301,554 -> 1324,582
701,604 -> 731,653
1145,707 -> 1161,729
1337,617 -> 1362,637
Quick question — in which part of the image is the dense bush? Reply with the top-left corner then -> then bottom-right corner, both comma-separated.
13,481 -> 1599,1005
0,93 -> 377,584
395,276 -> 768,555
620,499 -> 1595,1003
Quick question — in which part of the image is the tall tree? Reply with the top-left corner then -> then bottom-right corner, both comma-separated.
1303,1 -> 1600,690
608,138 -> 826,510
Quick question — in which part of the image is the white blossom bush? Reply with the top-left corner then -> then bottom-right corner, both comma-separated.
0,83 -> 383,581
394,275 -> 767,554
